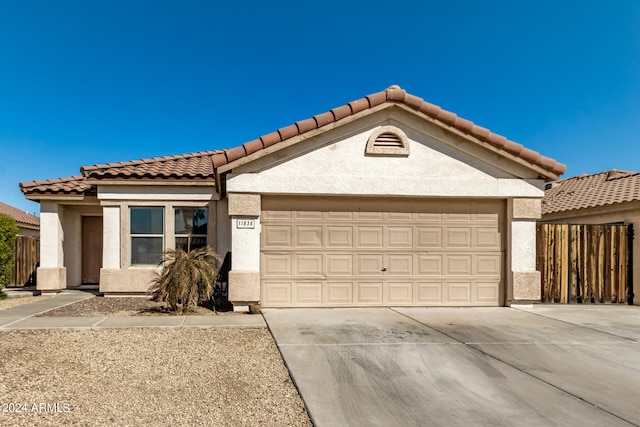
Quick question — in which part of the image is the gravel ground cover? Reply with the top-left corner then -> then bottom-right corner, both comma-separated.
0,328 -> 311,426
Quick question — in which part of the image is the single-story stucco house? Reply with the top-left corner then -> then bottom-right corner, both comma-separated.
542,170 -> 640,304
20,85 -> 565,309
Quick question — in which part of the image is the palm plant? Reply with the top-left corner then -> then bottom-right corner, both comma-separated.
148,246 -> 220,314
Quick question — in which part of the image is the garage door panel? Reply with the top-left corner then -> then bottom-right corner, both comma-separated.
475,282 -> 500,304
475,227 -> 501,248
295,282 -> 323,305
446,282 -> 472,303
356,254 -> 384,275
326,254 -> 354,276
262,225 -> 293,248
357,227 -> 384,247
326,226 -> 353,248
387,254 -> 413,275
416,281 -> 443,304
387,226 -> 413,247
416,227 -> 443,248
475,254 -> 502,276
446,255 -> 472,275
294,254 -> 323,276
444,213 -> 472,221
263,281 -> 293,306
326,281 -> 354,305
385,281 -> 413,305
262,254 -> 292,277
446,227 -> 472,248
417,255 -> 443,275
356,282 -> 383,305
295,226 -> 323,247
261,197 -> 503,307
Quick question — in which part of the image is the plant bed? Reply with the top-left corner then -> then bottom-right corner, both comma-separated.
36,296 -> 242,317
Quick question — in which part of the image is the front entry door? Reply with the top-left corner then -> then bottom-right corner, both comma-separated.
82,216 -> 103,284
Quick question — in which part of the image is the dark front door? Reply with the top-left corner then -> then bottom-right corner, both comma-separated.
82,216 -> 103,284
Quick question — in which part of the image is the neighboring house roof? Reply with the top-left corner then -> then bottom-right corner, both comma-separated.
20,85 -> 566,198
0,201 -> 40,229
542,170 -> 640,216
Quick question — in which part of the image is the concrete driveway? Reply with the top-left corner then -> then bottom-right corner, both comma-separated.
263,306 -> 640,426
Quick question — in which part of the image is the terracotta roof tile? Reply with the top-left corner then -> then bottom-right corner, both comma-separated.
365,91 -> 387,108
260,132 -> 282,148
277,124 -> 299,141
348,98 -> 369,114
0,201 -> 40,229
243,139 -> 264,156
314,111 -> 334,128
542,170 -> 640,216
20,176 -> 93,197
294,117 -> 316,134
330,105 -> 352,121
81,150 -> 220,180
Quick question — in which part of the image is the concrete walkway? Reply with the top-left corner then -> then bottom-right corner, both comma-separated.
0,290 -> 265,330
264,306 -> 640,427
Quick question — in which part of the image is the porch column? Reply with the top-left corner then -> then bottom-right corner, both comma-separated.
227,193 -> 261,311
37,201 -> 66,292
509,198 -> 542,304
99,204 -> 121,293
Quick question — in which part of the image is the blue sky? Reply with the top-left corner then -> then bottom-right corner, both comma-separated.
2,1 -> 639,214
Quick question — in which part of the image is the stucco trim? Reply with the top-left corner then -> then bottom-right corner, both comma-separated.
228,270 -> 260,303
512,271 -> 541,301
512,198 -> 542,219
228,193 -> 261,217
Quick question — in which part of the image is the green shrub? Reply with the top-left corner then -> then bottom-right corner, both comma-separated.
0,213 -> 19,292
148,246 -> 220,314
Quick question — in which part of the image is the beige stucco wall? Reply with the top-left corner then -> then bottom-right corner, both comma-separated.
543,202 -> 640,305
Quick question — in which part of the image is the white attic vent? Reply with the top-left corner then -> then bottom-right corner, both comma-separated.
365,126 -> 410,156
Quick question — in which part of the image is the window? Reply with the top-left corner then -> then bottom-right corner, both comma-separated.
365,125 -> 410,156
174,207 -> 208,252
131,207 -> 164,265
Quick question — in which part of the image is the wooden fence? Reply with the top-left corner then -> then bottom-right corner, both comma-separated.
536,224 -> 632,304
10,236 -> 39,287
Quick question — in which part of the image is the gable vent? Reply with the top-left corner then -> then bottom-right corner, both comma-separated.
373,132 -> 403,148
365,125 -> 410,156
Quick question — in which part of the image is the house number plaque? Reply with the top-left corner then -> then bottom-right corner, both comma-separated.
236,219 -> 256,229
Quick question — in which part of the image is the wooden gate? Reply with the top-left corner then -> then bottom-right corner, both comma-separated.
536,224 -> 633,304
10,236 -> 39,287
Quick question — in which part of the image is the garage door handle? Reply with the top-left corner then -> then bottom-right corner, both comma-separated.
381,267 -> 387,272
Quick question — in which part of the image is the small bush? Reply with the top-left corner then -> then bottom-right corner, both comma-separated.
148,246 -> 220,314
0,213 -> 19,292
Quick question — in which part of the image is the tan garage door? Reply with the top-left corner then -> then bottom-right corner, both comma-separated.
261,197 -> 504,307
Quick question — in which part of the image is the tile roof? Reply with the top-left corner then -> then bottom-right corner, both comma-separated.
20,176 -> 93,197
542,170 -> 640,216
21,85 -> 565,198
210,85 -> 566,178
81,150 -> 221,180
0,201 -> 40,229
